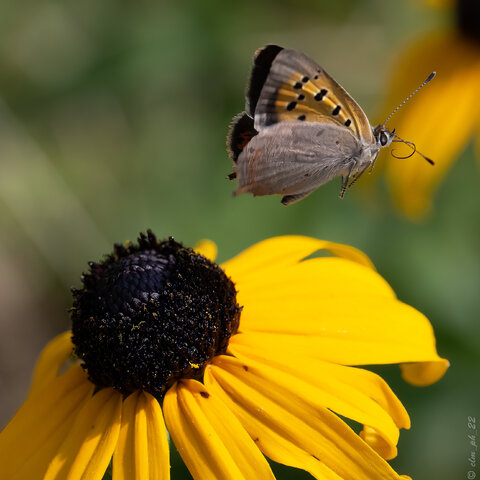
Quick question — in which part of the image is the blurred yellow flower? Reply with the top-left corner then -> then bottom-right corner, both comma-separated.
424,0 -> 454,7
0,234 -> 447,480
379,0 -> 480,218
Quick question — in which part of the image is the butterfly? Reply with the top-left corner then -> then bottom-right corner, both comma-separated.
227,45 -> 434,205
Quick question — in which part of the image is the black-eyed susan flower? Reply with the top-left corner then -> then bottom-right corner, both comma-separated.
0,231 -> 448,480
376,0 -> 480,219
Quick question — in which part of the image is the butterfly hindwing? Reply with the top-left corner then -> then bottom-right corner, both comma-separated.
249,46 -> 374,144
234,121 -> 362,199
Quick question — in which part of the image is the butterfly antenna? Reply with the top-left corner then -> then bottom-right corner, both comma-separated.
392,133 -> 434,165
383,72 -> 436,126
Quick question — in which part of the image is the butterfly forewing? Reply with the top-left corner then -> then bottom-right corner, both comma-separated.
251,47 -> 374,144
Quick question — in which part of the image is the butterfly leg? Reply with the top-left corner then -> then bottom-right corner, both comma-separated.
339,160 -> 356,198
347,164 -> 370,190
345,151 -> 380,193
368,151 -> 380,173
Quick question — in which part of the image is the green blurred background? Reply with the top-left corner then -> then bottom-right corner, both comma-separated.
0,1 -> 478,479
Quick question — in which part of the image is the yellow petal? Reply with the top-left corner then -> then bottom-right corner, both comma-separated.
360,426 -> 397,460
0,366 -> 94,479
29,331 -> 73,397
11,410 -> 80,480
227,343 -> 408,460
163,379 -> 275,480
194,239 -> 218,262
205,356 -> 408,480
381,32 -> 480,218
45,387 -> 122,480
233,256 -> 395,320
236,287 -> 427,340
400,359 -> 450,386
230,288 -> 447,386
113,391 -> 170,480
221,236 -> 374,285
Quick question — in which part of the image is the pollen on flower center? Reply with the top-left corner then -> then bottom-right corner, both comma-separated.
71,230 -> 241,399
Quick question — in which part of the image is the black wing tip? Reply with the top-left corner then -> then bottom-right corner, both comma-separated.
226,112 -> 257,163
253,45 -> 284,62
246,45 -> 284,115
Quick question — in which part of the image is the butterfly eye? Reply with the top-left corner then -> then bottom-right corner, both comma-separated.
380,132 -> 389,146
